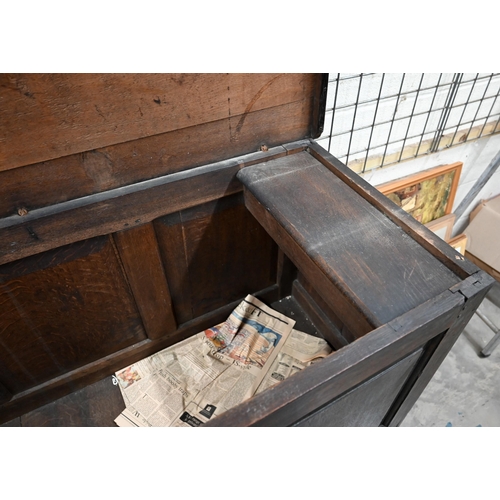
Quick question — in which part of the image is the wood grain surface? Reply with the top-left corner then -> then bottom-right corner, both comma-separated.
386,271 -> 495,426
292,279 -> 350,349
204,289 -> 465,426
20,377 -> 124,427
295,349 -> 422,426
297,273 -> 356,343
307,142 -> 479,279
0,100 -> 314,220
0,146 -> 288,266
1,292 -> 320,426
0,235 -> 146,394
113,223 -> 177,340
0,283 -> 280,424
154,193 -> 278,323
238,151 -> 461,337
0,74 -> 321,172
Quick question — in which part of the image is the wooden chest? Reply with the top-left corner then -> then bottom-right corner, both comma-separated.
0,74 -> 493,426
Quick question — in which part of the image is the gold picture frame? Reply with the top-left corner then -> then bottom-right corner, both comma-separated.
448,234 -> 467,255
425,213 -> 456,241
377,162 -> 462,224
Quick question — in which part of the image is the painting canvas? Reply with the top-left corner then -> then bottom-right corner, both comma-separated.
378,162 -> 462,225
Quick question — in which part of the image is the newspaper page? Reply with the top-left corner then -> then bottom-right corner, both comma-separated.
114,328 -> 333,427
114,295 -> 296,427
255,329 -> 332,395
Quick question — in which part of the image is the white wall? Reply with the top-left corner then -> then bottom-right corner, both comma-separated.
360,133 -> 500,237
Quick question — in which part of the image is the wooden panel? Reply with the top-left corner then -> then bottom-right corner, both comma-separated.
0,99 -> 315,220
154,193 -> 278,322
0,73 -> 321,172
465,251 -> 500,282
292,279 -> 349,350
153,212 -> 193,325
113,223 -> 177,340
307,141 -> 479,279
238,151 -> 461,337
297,273 -> 355,343
0,381 -> 12,405
0,283 -> 279,424
270,296 -> 324,338
21,377 -> 125,427
0,417 -> 20,427
0,146 -> 288,266
276,250 -> 297,298
0,236 -> 146,394
204,289 -> 465,426
295,349 -> 422,426
6,294 -> 318,427
387,271 -> 495,426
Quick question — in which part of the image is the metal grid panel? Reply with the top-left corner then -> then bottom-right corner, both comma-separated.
317,73 -> 500,173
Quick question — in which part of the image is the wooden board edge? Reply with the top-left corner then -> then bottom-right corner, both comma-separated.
306,141 -> 477,279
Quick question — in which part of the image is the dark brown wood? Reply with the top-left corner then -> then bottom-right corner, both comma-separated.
0,146 -> 288,266
6,292 -> 321,427
243,188 -> 374,337
275,250 -> 296,298
153,212 -> 194,325
291,279 -> 349,350
113,223 -> 177,340
238,151 -> 461,338
0,381 -> 12,405
0,74 -> 491,428
307,141 -> 478,279
1,74 -> 321,172
296,273 -> 356,343
20,377 -> 125,427
311,74 -> 329,140
282,139 -> 313,156
295,349 -> 423,426
179,194 -> 277,318
0,417 -> 20,427
0,101 -> 316,221
156,193 -> 278,321
269,295 -> 324,338
0,235 -> 146,395
205,289 -> 465,426
386,271 -> 495,426
381,331 -> 445,425
0,283 -> 279,424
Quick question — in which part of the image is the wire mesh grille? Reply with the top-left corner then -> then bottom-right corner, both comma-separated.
316,73 -> 500,173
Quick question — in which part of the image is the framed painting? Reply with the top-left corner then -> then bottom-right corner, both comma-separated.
377,162 -> 462,224
425,213 -> 456,241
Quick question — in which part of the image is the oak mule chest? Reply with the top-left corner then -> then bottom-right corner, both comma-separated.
0,74 -> 492,426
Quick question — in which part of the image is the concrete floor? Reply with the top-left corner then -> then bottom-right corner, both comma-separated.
402,284 -> 500,427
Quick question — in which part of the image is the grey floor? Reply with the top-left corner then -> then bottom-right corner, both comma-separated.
401,284 -> 500,427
